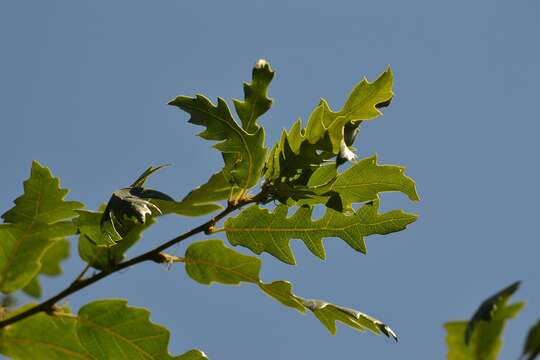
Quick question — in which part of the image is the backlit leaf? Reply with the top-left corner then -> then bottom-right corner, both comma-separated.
21,277 -> 41,298
224,200 -> 417,264
169,61 -> 272,201
0,301 -> 207,360
185,239 -> 259,285
0,305 -> 90,360
22,239 -> 70,298
0,161 -> 83,293
265,67 -> 394,187
157,171 -> 232,217
233,59 -> 275,133
326,155 -> 419,211
182,240 -> 396,339
77,299 -> 196,359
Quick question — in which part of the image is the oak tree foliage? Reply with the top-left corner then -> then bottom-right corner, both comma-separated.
0,60 -> 423,359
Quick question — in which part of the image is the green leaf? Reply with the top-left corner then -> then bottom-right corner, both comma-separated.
233,59 -> 275,133
265,67 -> 394,186
78,211 -> 155,271
77,299 -> 195,359
224,200 -> 417,265
0,301 -> 207,360
101,165 -> 173,241
22,277 -> 41,298
168,95 -> 266,200
182,240 -> 396,339
465,281 -> 521,344
22,239 -> 70,298
129,164 -> 171,188
522,319 -> 540,360
0,306 -> 90,360
156,171 -> 232,217
326,155 -> 420,211
444,282 -> 524,360
312,67 -> 393,130
258,281 -> 306,313
2,161 -> 84,225
185,239 -> 260,285
300,299 -> 397,340
74,210 -> 121,247
177,350 -> 208,360
0,161 -> 83,293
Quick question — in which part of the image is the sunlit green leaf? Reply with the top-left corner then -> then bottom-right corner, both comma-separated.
169,61 -> 272,201
258,281 -> 305,313
185,239 -> 260,285
77,299 -> 196,359
22,239 -> 70,298
522,319 -> 540,360
265,67 -> 394,187
182,240 -> 396,339
233,59 -> 274,133
326,155 -> 419,211
444,282 -> 524,360
22,277 -> 41,298
157,171 -> 232,217
169,94 -> 266,200
0,161 -> 83,293
224,200 -> 417,265
0,305 -> 90,360
0,301 -> 207,360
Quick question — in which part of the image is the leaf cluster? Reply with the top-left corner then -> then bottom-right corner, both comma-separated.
0,60 -> 420,359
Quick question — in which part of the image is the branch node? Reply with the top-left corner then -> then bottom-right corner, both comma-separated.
45,303 -> 69,317
149,252 -> 183,268
204,224 -> 216,235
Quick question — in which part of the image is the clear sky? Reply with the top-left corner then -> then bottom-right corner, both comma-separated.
1,1 -> 539,359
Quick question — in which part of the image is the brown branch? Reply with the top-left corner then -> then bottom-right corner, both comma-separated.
0,193 -> 264,329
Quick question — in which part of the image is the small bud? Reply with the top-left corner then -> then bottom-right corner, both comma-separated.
255,59 -> 269,69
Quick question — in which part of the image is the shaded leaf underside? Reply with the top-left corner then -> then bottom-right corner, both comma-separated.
522,319 -> 540,360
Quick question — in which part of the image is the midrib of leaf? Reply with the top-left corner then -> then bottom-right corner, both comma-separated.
225,218 -> 409,233
183,101 -> 255,194
246,97 -> 261,130
0,338 -> 92,359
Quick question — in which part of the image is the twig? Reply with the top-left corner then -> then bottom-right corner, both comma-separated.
0,193 -> 264,329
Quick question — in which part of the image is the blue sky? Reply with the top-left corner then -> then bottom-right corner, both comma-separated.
1,0 -> 539,359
